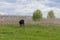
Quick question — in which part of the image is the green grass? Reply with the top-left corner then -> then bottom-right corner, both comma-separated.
0,24 -> 60,40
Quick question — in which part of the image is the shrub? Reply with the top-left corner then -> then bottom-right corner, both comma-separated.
32,9 -> 42,21
47,10 -> 55,18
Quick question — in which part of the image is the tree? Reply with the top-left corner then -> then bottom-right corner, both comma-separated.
47,10 -> 55,18
32,9 -> 42,21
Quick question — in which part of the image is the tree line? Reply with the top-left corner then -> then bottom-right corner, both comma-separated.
32,9 -> 55,21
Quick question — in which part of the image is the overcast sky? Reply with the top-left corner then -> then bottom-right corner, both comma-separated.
0,0 -> 60,18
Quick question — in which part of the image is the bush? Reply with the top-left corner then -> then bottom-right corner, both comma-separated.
47,10 -> 55,18
32,9 -> 42,21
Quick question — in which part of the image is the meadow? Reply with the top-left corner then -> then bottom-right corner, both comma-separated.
0,24 -> 60,40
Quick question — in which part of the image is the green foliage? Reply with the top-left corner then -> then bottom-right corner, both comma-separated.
32,9 -> 42,21
47,10 -> 55,18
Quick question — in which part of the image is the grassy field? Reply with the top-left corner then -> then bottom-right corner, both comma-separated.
0,24 -> 60,40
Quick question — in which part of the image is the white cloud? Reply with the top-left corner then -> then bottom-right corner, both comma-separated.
0,12 -> 8,15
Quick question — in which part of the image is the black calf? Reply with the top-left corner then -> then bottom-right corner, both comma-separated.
19,19 -> 24,26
